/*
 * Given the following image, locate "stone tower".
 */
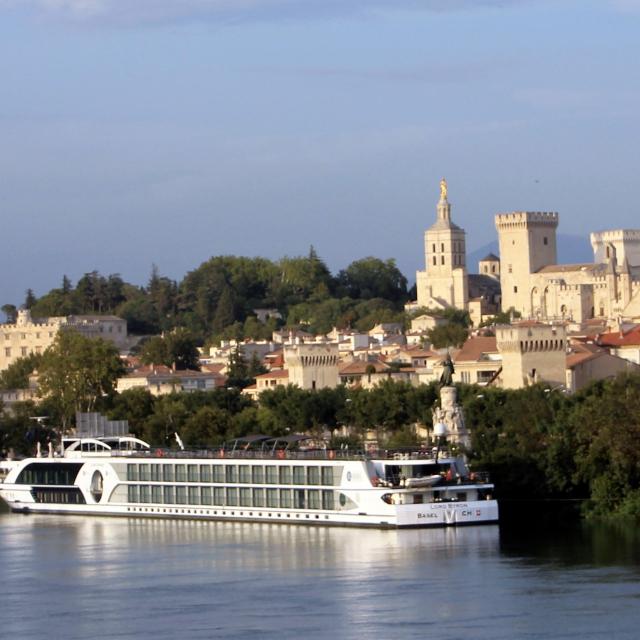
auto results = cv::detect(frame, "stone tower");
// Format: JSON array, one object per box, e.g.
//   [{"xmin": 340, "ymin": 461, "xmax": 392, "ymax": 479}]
[
  {"xmin": 284, "ymin": 343, "xmax": 339, "ymax": 390},
  {"xmin": 416, "ymin": 179, "xmax": 468, "ymax": 310},
  {"xmin": 496, "ymin": 322, "xmax": 566, "ymax": 389},
  {"xmin": 495, "ymin": 211, "xmax": 559, "ymax": 316}
]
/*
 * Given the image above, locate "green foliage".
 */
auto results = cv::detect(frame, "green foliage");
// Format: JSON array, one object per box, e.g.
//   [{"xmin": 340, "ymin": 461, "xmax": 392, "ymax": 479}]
[
  {"xmin": 479, "ymin": 307, "xmax": 522, "ymax": 327},
  {"xmin": 427, "ymin": 323, "xmax": 469, "ymax": 348},
  {"xmin": 0, "ymin": 353, "xmax": 42, "ymax": 390},
  {"xmin": 139, "ymin": 328, "xmax": 200, "ymax": 370},
  {"xmin": 37, "ymin": 330, "xmax": 125, "ymax": 429},
  {"xmin": 1, "ymin": 304, "xmax": 17, "ymax": 323},
  {"xmin": 0, "ymin": 401, "xmax": 55, "ymax": 457},
  {"xmin": 336, "ymin": 257, "xmax": 408, "ymax": 303}
]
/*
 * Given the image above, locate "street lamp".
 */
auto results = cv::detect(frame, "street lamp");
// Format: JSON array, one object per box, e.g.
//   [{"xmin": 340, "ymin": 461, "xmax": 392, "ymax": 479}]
[{"xmin": 434, "ymin": 421, "xmax": 447, "ymax": 463}]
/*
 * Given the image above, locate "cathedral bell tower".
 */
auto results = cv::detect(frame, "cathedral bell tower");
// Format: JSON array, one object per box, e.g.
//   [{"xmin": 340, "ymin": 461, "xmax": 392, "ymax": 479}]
[{"xmin": 416, "ymin": 179, "xmax": 469, "ymax": 310}]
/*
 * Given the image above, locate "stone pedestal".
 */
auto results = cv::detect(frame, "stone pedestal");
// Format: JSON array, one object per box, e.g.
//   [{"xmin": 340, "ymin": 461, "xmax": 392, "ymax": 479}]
[{"xmin": 432, "ymin": 385, "xmax": 471, "ymax": 451}]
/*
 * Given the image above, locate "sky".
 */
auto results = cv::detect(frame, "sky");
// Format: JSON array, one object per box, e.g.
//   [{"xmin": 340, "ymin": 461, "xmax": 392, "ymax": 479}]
[{"xmin": 1, "ymin": 0, "xmax": 639, "ymax": 307}]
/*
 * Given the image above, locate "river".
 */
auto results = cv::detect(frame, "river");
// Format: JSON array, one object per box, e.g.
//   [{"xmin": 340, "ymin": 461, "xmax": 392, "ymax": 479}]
[{"xmin": 1, "ymin": 506, "xmax": 639, "ymax": 639}]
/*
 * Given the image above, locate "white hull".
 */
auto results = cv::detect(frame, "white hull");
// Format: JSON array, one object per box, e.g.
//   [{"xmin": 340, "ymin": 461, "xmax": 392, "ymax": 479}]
[
  {"xmin": 2, "ymin": 494, "xmax": 498, "ymax": 528},
  {"xmin": 0, "ymin": 450, "xmax": 498, "ymax": 529}
]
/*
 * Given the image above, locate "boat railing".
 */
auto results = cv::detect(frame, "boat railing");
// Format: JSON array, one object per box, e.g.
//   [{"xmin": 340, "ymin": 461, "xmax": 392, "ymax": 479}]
[{"xmin": 109, "ymin": 448, "xmax": 370, "ymax": 461}]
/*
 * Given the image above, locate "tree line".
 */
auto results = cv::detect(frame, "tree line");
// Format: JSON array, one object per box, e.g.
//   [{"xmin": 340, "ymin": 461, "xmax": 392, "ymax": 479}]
[{"xmin": 4, "ymin": 250, "xmax": 413, "ymax": 343}]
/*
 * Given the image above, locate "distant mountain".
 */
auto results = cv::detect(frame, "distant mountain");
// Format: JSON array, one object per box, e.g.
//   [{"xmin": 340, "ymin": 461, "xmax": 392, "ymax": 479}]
[{"xmin": 467, "ymin": 234, "xmax": 593, "ymax": 274}]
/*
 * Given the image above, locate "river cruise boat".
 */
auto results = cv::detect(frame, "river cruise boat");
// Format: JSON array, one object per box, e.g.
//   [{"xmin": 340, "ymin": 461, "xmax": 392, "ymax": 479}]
[{"xmin": 0, "ymin": 435, "xmax": 498, "ymax": 528}]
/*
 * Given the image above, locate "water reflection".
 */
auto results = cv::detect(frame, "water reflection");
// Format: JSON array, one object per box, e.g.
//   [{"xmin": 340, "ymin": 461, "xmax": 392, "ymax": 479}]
[{"xmin": 1, "ymin": 511, "xmax": 639, "ymax": 640}]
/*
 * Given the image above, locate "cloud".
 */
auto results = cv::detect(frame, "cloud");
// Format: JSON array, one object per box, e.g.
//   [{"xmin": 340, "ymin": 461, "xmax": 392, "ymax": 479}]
[{"xmin": 1, "ymin": 0, "xmax": 533, "ymax": 26}]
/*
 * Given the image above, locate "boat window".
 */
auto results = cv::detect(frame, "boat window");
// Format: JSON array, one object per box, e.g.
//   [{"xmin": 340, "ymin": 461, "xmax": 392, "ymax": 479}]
[
  {"xmin": 226, "ymin": 465, "xmax": 238, "ymax": 483},
  {"xmin": 279, "ymin": 489, "xmax": 292, "ymax": 508},
  {"xmin": 265, "ymin": 466, "xmax": 278, "ymax": 484},
  {"xmin": 90, "ymin": 471, "xmax": 103, "ymax": 502},
  {"xmin": 163, "ymin": 486, "xmax": 174, "ymax": 503},
  {"xmin": 278, "ymin": 466, "xmax": 291, "ymax": 485},
  {"xmin": 33, "ymin": 487, "xmax": 85, "ymax": 504},
  {"xmin": 127, "ymin": 464, "xmax": 138, "ymax": 481},
  {"xmin": 292, "ymin": 466, "xmax": 306, "ymax": 485},
  {"xmin": 200, "ymin": 466, "xmax": 211, "ymax": 483},
  {"xmin": 201, "ymin": 487, "xmax": 212, "ymax": 505},
  {"xmin": 213, "ymin": 465, "xmax": 225, "ymax": 483},
  {"xmin": 17, "ymin": 463, "xmax": 83, "ymax": 486},
  {"xmin": 152, "ymin": 486, "xmax": 162, "ymax": 503},
  {"xmin": 188, "ymin": 487, "xmax": 200, "ymax": 505},
  {"xmin": 139, "ymin": 464, "xmax": 150, "ymax": 481},
  {"xmin": 163, "ymin": 464, "xmax": 174, "ymax": 482},
  {"xmin": 413, "ymin": 495, "xmax": 424, "ymax": 504},
  {"xmin": 227, "ymin": 487, "xmax": 238, "ymax": 506},
  {"xmin": 239, "ymin": 488, "xmax": 251, "ymax": 506},
  {"xmin": 266, "ymin": 488, "xmax": 279, "ymax": 508},
  {"xmin": 307, "ymin": 467, "xmax": 320, "ymax": 486},
  {"xmin": 175, "ymin": 465, "xmax": 187, "ymax": 482},
  {"xmin": 253, "ymin": 488, "xmax": 265, "ymax": 507},
  {"xmin": 252, "ymin": 466, "xmax": 264, "ymax": 484},
  {"xmin": 455, "ymin": 492, "xmax": 467, "ymax": 502},
  {"xmin": 140, "ymin": 485, "xmax": 151, "ymax": 503},
  {"xmin": 308, "ymin": 490, "xmax": 321, "ymax": 509},
  {"xmin": 151, "ymin": 465, "xmax": 161, "ymax": 481},
  {"xmin": 175, "ymin": 486, "xmax": 187, "ymax": 504},
  {"xmin": 322, "ymin": 490, "xmax": 334, "ymax": 510},
  {"xmin": 339, "ymin": 493, "xmax": 347, "ymax": 507},
  {"xmin": 321, "ymin": 467, "xmax": 334, "ymax": 486},
  {"xmin": 128, "ymin": 485, "xmax": 139, "ymax": 503},
  {"xmin": 239, "ymin": 466, "xmax": 251, "ymax": 484},
  {"xmin": 214, "ymin": 487, "xmax": 225, "ymax": 505},
  {"xmin": 294, "ymin": 489, "xmax": 306, "ymax": 509},
  {"xmin": 187, "ymin": 465, "xmax": 199, "ymax": 482}
]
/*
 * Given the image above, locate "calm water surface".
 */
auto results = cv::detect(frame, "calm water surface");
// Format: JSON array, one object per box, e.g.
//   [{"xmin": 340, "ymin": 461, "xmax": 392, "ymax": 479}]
[{"xmin": 1, "ymin": 506, "xmax": 639, "ymax": 639}]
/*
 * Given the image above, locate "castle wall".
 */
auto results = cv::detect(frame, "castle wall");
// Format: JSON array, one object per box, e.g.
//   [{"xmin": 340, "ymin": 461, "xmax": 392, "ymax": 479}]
[{"xmin": 496, "ymin": 323, "xmax": 566, "ymax": 389}]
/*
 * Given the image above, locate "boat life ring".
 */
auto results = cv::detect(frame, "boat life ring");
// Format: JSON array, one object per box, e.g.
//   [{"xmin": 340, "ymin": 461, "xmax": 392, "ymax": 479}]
[{"xmin": 155, "ymin": 449, "xmax": 164, "ymax": 458}]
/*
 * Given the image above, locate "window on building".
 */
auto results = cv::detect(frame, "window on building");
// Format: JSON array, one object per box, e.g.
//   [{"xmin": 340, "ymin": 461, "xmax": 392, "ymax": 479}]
[
  {"xmin": 441, "ymin": 256, "xmax": 445, "ymax": 265},
  {"xmin": 514, "ymin": 286, "xmax": 518, "ymax": 293},
  {"xmin": 441, "ymin": 243, "xmax": 444, "ymax": 252},
  {"xmin": 543, "ymin": 236, "xmax": 548, "ymax": 245},
  {"xmin": 432, "ymin": 256, "xmax": 437, "ymax": 266},
  {"xmin": 508, "ymin": 265, "xmax": 512, "ymax": 273}
]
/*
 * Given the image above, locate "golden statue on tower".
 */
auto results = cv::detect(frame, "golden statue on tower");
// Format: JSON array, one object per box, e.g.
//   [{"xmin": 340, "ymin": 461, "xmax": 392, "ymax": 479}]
[{"xmin": 440, "ymin": 177, "xmax": 448, "ymax": 201}]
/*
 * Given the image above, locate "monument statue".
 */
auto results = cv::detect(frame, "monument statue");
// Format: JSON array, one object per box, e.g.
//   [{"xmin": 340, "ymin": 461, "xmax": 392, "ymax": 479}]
[
  {"xmin": 439, "ymin": 177, "xmax": 448, "ymax": 201},
  {"xmin": 439, "ymin": 354, "xmax": 455, "ymax": 387}
]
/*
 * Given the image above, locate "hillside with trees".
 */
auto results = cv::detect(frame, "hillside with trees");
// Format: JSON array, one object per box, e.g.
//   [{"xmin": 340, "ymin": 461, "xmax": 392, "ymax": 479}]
[{"xmin": 9, "ymin": 250, "xmax": 411, "ymax": 344}]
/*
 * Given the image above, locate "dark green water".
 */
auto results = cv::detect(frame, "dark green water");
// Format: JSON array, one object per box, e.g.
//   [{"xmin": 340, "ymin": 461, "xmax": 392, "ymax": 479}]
[{"xmin": 1, "ymin": 505, "xmax": 638, "ymax": 639}]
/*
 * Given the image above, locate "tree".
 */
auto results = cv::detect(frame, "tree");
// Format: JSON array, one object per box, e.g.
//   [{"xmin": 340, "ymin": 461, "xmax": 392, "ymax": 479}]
[
  {"xmin": 427, "ymin": 323, "xmax": 469, "ymax": 349},
  {"xmin": 0, "ymin": 353, "xmax": 43, "ymax": 390},
  {"xmin": 24, "ymin": 289, "xmax": 37, "ymax": 309},
  {"xmin": 1, "ymin": 304, "xmax": 17, "ymax": 323},
  {"xmin": 37, "ymin": 330, "xmax": 124, "ymax": 430},
  {"xmin": 139, "ymin": 329, "xmax": 200, "ymax": 370},
  {"xmin": 336, "ymin": 257, "xmax": 408, "ymax": 303}
]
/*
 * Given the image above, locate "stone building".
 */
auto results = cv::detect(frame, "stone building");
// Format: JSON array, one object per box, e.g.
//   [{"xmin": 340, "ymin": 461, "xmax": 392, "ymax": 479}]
[
  {"xmin": 285, "ymin": 343, "xmax": 339, "ymax": 390},
  {"xmin": 416, "ymin": 179, "xmax": 468, "ymax": 311},
  {"xmin": 0, "ymin": 308, "xmax": 128, "ymax": 371},
  {"xmin": 494, "ymin": 213, "xmax": 640, "ymax": 324},
  {"xmin": 495, "ymin": 322, "xmax": 566, "ymax": 390}
]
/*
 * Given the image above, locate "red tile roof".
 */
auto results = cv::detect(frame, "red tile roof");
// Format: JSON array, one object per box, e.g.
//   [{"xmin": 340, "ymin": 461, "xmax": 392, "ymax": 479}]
[
  {"xmin": 597, "ymin": 326, "xmax": 640, "ymax": 347},
  {"xmin": 453, "ymin": 336, "xmax": 498, "ymax": 363}
]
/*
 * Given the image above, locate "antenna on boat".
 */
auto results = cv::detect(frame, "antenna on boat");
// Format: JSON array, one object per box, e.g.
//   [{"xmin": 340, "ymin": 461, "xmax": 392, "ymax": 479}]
[{"xmin": 174, "ymin": 432, "xmax": 185, "ymax": 451}]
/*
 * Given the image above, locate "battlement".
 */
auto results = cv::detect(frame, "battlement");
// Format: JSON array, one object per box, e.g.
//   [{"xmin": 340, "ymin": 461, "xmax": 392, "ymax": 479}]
[
  {"xmin": 590, "ymin": 229, "xmax": 640, "ymax": 243},
  {"xmin": 495, "ymin": 211, "xmax": 559, "ymax": 229}
]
